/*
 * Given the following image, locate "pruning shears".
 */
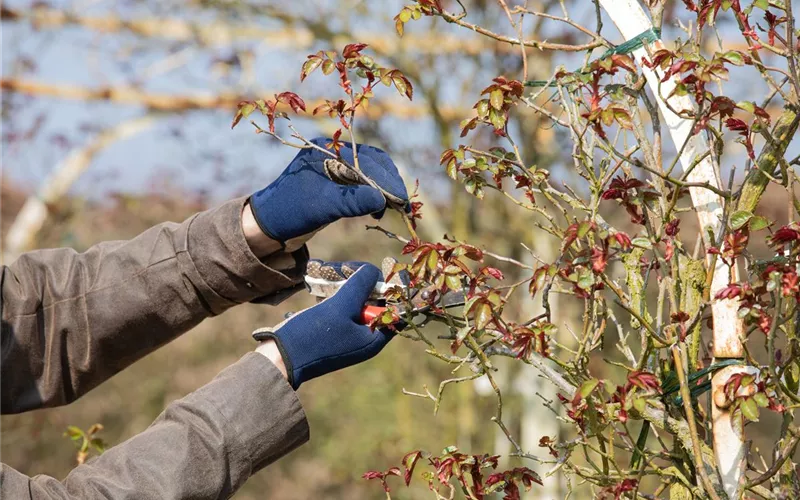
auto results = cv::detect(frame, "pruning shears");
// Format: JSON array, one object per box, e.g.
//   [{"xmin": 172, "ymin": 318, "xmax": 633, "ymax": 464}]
[
  {"xmin": 253, "ymin": 266, "xmax": 469, "ymax": 342},
  {"xmin": 304, "ymin": 273, "xmax": 470, "ymax": 328}
]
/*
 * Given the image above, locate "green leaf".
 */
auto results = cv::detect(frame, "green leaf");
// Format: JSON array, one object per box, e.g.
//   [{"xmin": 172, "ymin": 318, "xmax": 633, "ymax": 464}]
[
  {"xmin": 486, "ymin": 291, "xmax": 502, "ymax": 307},
  {"xmin": 631, "ymin": 237, "xmax": 652, "ymax": 249},
  {"xmin": 476, "ymin": 100, "xmax": 489, "ymax": 119},
  {"xmin": 753, "ymin": 0, "xmax": 769, "ymax": 9},
  {"xmin": 753, "ymin": 392, "xmax": 769, "ymax": 408},
  {"xmin": 465, "ymin": 178, "xmax": 477, "ymax": 195},
  {"xmin": 633, "ymin": 397, "xmax": 646, "ymax": 414},
  {"xmin": 301, "ymin": 57, "xmax": 323, "ymax": 81},
  {"xmin": 580, "ymin": 379, "xmax": 600, "ymax": 399},
  {"xmin": 445, "ymin": 159, "xmax": 458, "ymax": 180},
  {"xmin": 322, "ymin": 59, "xmax": 335, "ymax": 75},
  {"xmin": 600, "ymin": 108, "xmax": 614, "ymax": 126},
  {"xmin": 442, "ymin": 445, "xmax": 458, "ymax": 455},
  {"xmin": 484, "ymin": 480, "xmax": 507, "ymax": 494},
  {"xmin": 737, "ymin": 100, "xmax": 755, "ymax": 113},
  {"xmin": 379, "ymin": 69, "xmax": 392, "ymax": 86},
  {"xmin": 392, "ymin": 76, "xmax": 408, "ymax": 98},
  {"xmin": 490, "ymin": 89, "xmax": 504, "ymax": 110},
  {"xmin": 749, "ymin": 215, "xmax": 770, "ymax": 231},
  {"xmin": 445, "ymin": 274, "xmax": 462, "ymax": 290},
  {"xmin": 740, "ymin": 397, "xmax": 759, "ymax": 421},
  {"xmin": 613, "ymin": 108, "xmax": 634, "ymax": 130},
  {"xmin": 64, "ymin": 426, "xmax": 84, "ymax": 441},
  {"xmin": 673, "ymin": 83, "xmax": 688, "ymax": 97},
  {"xmin": 90, "ymin": 438, "xmax": 106, "ymax": 453},
  {"xmin": 489, "ymin": 109, "xmax": 505, "ymax": 131},
  {"xmin": 577, "ymin": 270, "xmax": 594, "ymax": 291},
  {"xmin": 577, "ymin": 221, "xmax": 593, "ymax": 238},
  {"xmin": 240, "ymin": 102, "xmax": 255, "ymax": 118},
  {"xmin": 360, "ymin": 55, "xmax": 375, "ymax": 68},
  {"xmin": 426, "ymin": 250, "xmax": 439, "ymax": 271},
  {"xmin": 399, "ymin": 8, "xmax": 412, "ymax": 22},
  {"xmin": 730, "ymin": 210, "xmax": 753, "ymax": 230},
  {"xmin": 474, "ymin": 302, "xmax": 493, "ymax": 330}
]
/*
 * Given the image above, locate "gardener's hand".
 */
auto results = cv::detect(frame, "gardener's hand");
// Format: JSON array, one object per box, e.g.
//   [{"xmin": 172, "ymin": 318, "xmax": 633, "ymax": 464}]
[
  {"xmin": 249, "ymin": 138, "xmax": 410, "ymax": 245},
  {"xmin": 254, "ymin": 263, "xmax": 393, "ymax": 389}
]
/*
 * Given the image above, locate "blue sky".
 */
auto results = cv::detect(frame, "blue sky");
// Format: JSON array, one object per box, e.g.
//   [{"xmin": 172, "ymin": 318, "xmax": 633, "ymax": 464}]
[{"xmin": 1, "ymin": 0, "xmax": 796, "ymax": 204}]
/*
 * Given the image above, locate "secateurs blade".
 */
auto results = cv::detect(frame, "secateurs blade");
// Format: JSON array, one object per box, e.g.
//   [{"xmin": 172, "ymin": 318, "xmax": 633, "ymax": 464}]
[
  {"xmin": 252, "ymin": 258, "xmax": 469, "ymax": 342},
  {"xmin": 303, "ymin": 258, "xmax": 469, "ymax": 328}
]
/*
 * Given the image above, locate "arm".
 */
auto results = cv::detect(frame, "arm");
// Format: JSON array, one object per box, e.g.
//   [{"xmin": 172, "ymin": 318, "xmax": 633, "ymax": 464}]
[
  {"xmin": 0, "ymin": 351, "xmax": 308, "ymax": 500},
  {"xmin": 1, "ymin": 198, "xmax": 307, "ymax": 414},
  {"xmin": 0, "ymin": 264, "xmax": 390, "ymax": 500}
]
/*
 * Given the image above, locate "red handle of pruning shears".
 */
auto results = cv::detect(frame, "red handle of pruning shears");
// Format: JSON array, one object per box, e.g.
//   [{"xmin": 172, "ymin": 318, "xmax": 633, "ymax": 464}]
[{"xmin": 361, "ymin": 305, "xmax": 388, "ymax": 324}]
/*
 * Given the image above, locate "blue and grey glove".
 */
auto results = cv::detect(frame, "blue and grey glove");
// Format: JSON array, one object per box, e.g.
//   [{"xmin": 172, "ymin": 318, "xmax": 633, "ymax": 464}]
[
  {"xmin": 249, "ymin": 138, "xmax": 410, "ymax": 244},
  {"xmin": 255, "ymin": 263, "xmax": 393, "ymax": 389}
]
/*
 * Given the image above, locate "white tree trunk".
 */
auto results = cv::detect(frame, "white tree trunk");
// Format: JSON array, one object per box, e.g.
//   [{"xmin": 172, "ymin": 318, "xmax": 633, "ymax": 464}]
[
  {"xmin": 3, "ymin": 114, "xmax": 158, "ymax": 264},
  {"xmin": 598, "ymin": 1, "xmax": 745, "ymax": 497}
]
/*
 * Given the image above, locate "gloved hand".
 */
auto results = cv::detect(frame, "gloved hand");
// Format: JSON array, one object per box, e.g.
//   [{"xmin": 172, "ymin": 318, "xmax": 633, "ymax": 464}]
[
  {"xmin": 255, "ymin": 263, "xmax": 393, "ymax": 389},
  {"xmin": 250, "ymin": 138, "xmax": 410, "ymax": 244}
]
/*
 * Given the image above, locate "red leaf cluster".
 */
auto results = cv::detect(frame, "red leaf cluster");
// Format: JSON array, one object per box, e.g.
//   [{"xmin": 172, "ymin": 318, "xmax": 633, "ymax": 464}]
[
  {"xmin": 485, "ymin": 467, "xmax": 542, "ymax": 500},
  {"xmin": 600, "ymin": 478, "xmax": 639, "ymax": 500},
  {"xmin": 770, "ymin": 225, "xmax": 800, "ymax": 247},
  {"xmin": 461, "ymin": 77, "xmax": 524, "ymax": 137},
  {"xmin": 365, "ymin": 447, "xmax": 537, "ymax": 500},
  {"xmin": 506, "ymin": 322, "xmax": 553, "ymax": 360},
  {"xmin": 600, "ymin": 176, "xmax": 656, "ymax": 225}
]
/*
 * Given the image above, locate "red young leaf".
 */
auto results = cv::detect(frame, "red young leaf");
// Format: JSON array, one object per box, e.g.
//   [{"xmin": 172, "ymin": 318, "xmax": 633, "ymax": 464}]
[
  {"xmin": 612, "ymin": 232, "xmax": 633, "ymax": 250},
  {"xmin": 300, "ymin": 55, "xmax": 323, "ymax": 82},
  {"xmin": 591, "ymin": 246, "xmax": 608, "ymax": 274},
  {"xmin": 611, "ymin": 54, "xmax": 637, "ymax": 73},
  {"xmin": 275, "ymin": 92, "xmax": 307, "ymax": 113},
  {"xmin": 715, "ymin": 284, "xmax": 743, "ymax": 300},
  {"xmin": 343, "ymin": 43, "xmax": 369, "ymax": 59},
  {"xmin": 483, "ymin": 267, "xmax": 505, "ymax": 280},
  {"xmin": 770, "ymin": 226, "xmax": 800, "ymax": 247},
  {"xmin": 627, "ymin": 371, "xmax": 662, "ymax": 393},
  {"xmin": 665, "ymin": 218, "xmax": 681, "ymax": 237}
]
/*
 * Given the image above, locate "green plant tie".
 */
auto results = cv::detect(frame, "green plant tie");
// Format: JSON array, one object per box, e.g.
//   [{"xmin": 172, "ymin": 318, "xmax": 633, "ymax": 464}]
[
  {"xmin": 665, "ymin": 359, "xmax": 745, "ymax": 406},
  {"xmin": 523, "ymin": 27, "xmax": 662, "ymax": 88}
]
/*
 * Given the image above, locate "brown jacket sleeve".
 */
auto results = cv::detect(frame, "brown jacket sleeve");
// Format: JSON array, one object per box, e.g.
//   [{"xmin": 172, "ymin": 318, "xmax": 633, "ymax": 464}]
[
  {"xmin": 1, "ymin": 197, "xmax": 307, "ymax": 414},
  {"xmin": 0, "ymin": 352, "xmax": 310, "ymax": 500}
]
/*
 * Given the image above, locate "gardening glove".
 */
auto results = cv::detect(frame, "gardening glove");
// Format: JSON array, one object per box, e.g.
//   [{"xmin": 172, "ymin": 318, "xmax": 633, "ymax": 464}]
[
  {"xmin": 255, "ymin": 263, "xmax": 394, "ymax": 389},
  {"xmin": 249, "ymin": 137, "xmax": 410, "ymax": 244}
]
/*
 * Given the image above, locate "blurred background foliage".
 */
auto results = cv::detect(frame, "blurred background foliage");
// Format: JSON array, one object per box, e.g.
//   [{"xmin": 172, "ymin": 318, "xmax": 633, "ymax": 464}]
[{"xmin": 1, "ymin": 0, "xmax": 793, "ymax": 498}]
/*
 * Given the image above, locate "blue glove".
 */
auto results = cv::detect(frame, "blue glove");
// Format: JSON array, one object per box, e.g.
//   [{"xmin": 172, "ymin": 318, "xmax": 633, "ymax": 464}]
[
  {"xmin": 258, "ymin": 263, "xmax": 394, "ymax": 389},
  {"xmin": 250, "ymin": 138, "xmax": 410, "ymax": 243}
]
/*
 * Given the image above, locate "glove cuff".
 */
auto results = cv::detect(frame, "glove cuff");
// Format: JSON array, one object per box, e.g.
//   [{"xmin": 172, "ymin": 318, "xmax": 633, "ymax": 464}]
[
  {"xmin": 251, "ymin": 329, "xmax": 298, "ymax": 389},
  {"xmin": 247, "ymin": 194, "xmax": 287, "ymax": 250}
]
